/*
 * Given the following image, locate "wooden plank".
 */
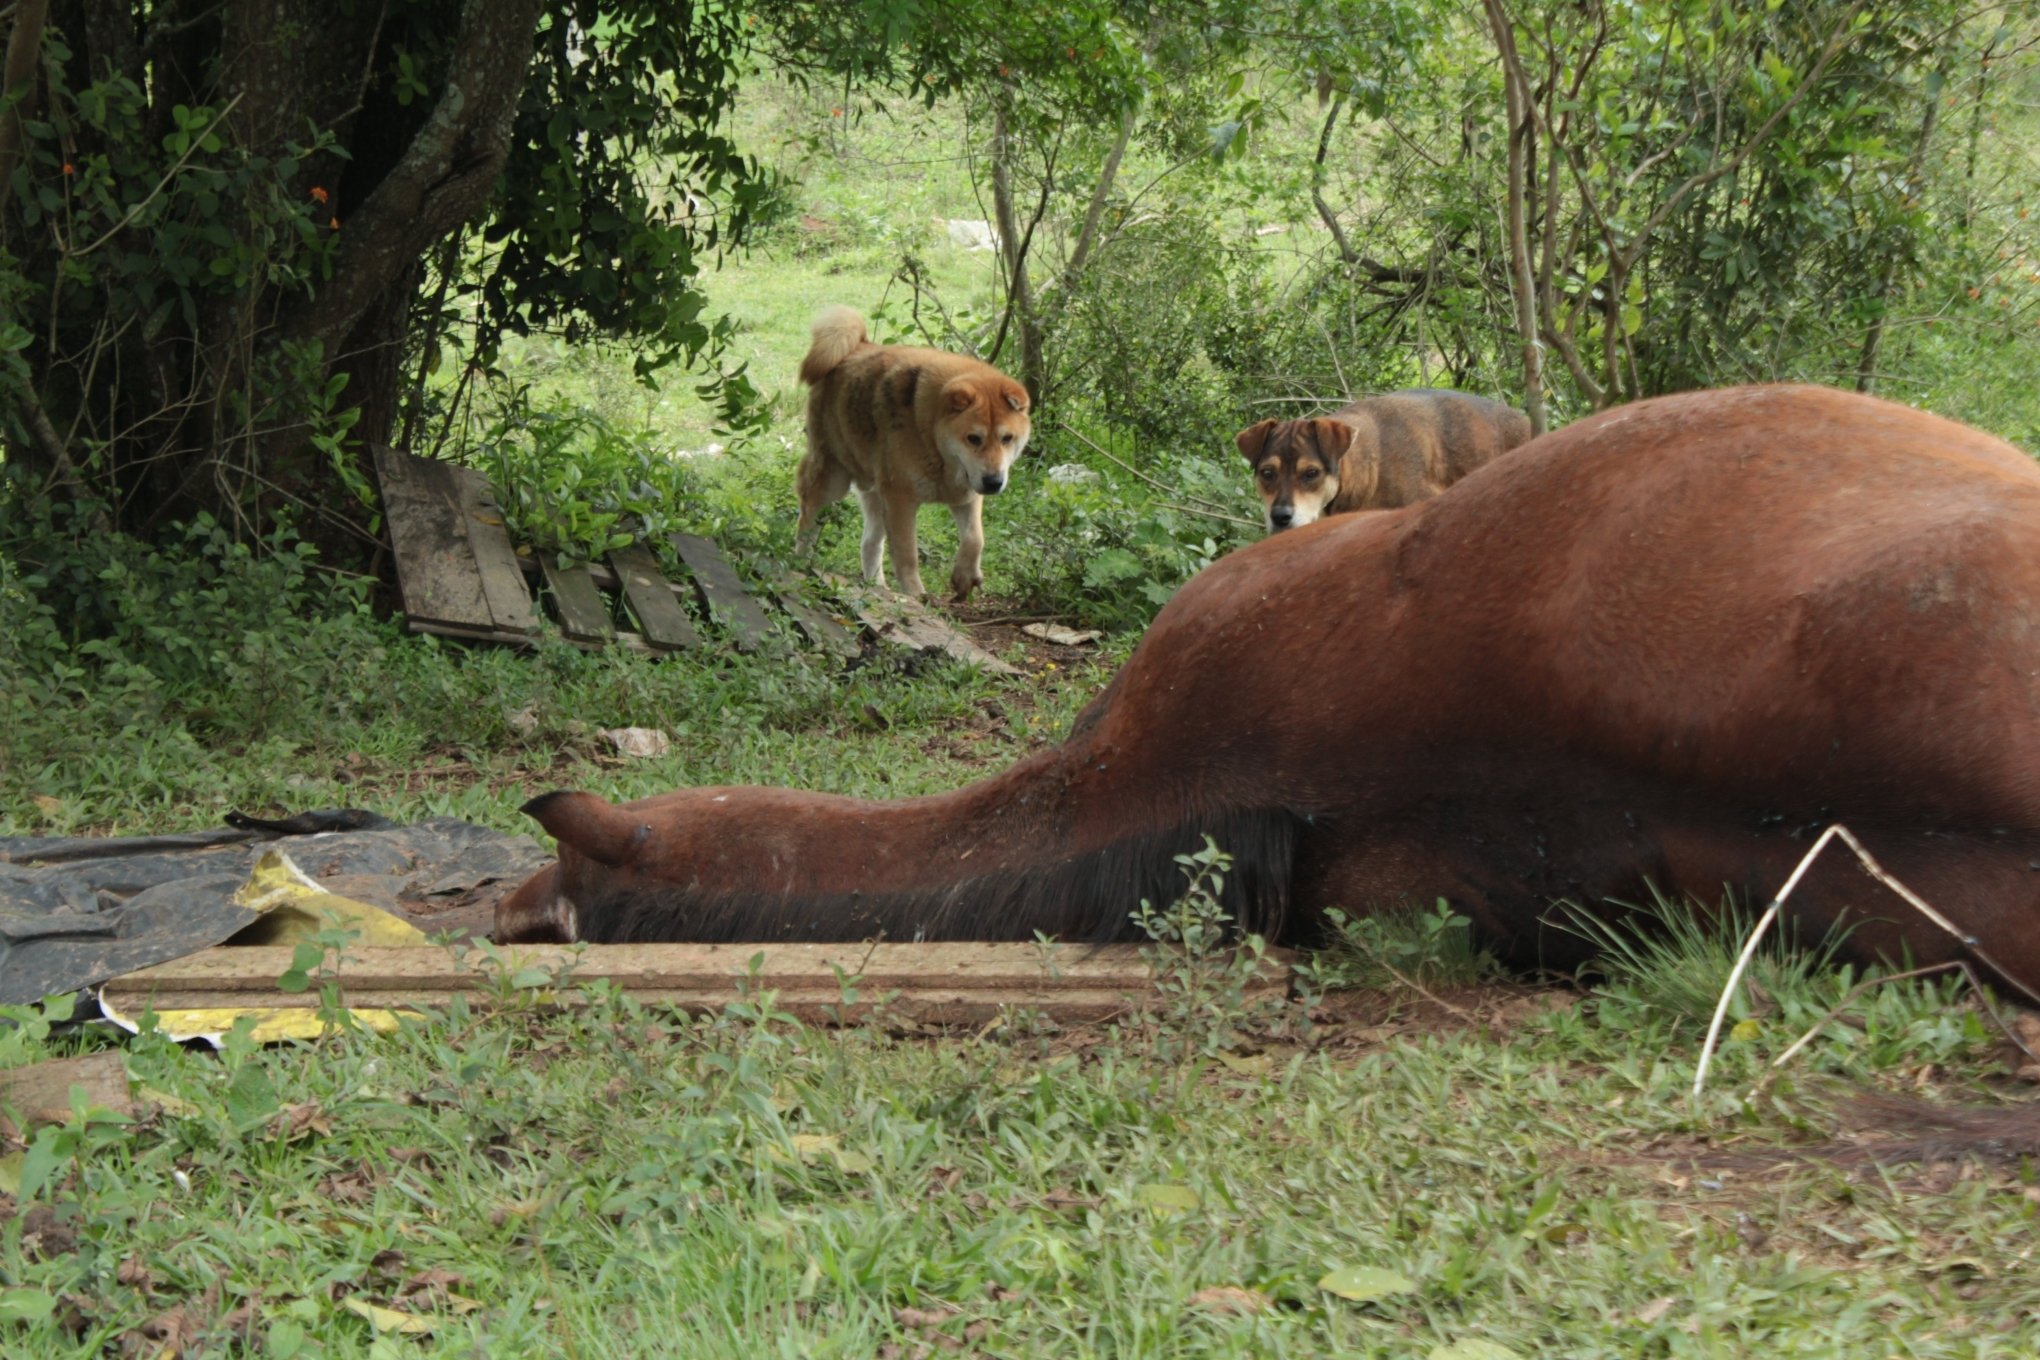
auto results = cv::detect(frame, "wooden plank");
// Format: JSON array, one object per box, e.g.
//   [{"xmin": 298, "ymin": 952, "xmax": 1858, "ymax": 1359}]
[
  {"xmin": 522, "ymin": 554, "xmax": 625, "ymax": 594},
  {"xmin": 539, "ymin": 553, "xmax": 615, "ymax": 644},
  {"xmin": 403, "ymin": 619, "xmax": 535, "ymax": 649},
  {"xmin": 442, "ymin": 463, "xmax": 538, "ymax": 634},
  {"xmin": 373, "ymin": 444, "xmax": 494, "ymax": 633},
  {"xmin": 102, "ymin": 943, "xmax": 1292, "ymax": 1026},
  {"xmin": 0, "ymin": 1052, "xmax": 133, "ymax": 1131},
  {"xmin": 760, "ymin": 566, "xmax": 862, "ymax": 658},
  {"xmin": 607, "ymin": 544, "xmax": 700, "ymax": 651},
  {"xmin": 828, "ymin": 576, "xmax": 1022, "ymax": 676},
  {"xmin": 669, "ymin": 534, "xmax": 777, "ymax": 652}
]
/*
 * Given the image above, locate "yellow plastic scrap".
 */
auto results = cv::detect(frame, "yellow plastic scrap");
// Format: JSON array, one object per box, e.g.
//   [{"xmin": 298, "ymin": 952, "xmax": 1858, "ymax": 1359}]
[
  {"xmin": 228, "ymin": 849, "xmax": 432, "ymax": 946},
  {"xmin": 96, "ymin": 849, "xmax": 430, "ymax": 1047},
  {"xmin": 95, "ymin": 995, "xmax": 415, "ymax": 1047}
]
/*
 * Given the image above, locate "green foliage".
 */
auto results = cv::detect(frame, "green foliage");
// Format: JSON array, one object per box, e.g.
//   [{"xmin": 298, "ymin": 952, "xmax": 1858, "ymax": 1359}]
[
  {"xmin": 0, "ymin": 473, "xmax": 1121, "ymax": 838},
  {"xmin": 1302, "ymin": 899, "xmax": 1499, "ymax": 993},
  {"xmin": 469, "ymin": 386, "xmax": 704, "ymax": 566},
  {"xmin": 0, "ymin": 28, "xmax": 347, "ymax": 514},
  {"xmin": 0, "ymin": 992, "xmax": 78, "ymax": 1071},
  {"xmin": 0, "ymin": 966, "xmax": 2019, "ymax": 1354},
  {"xmin": 472, "ymin": 4, "xmax": 762, "ymax": 376},
  {"xmin": 0, "ymin": 488, "xmax": 376, "ymax": 747},
  {"xmin": 988, "ymin": 442, "xmax": 1248, "ymax": 628},
  {"xmin": 1556, "ymin": 887, "xmax": 1847, "ymax": 1030},
  {"xmin": 1131, "ymin": 838, "xmax": 1292, "ymax": 1058}
]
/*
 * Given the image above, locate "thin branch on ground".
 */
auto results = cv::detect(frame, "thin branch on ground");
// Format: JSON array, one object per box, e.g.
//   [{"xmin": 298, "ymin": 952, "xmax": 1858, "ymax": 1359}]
[
  {"xmin": 1753, "ymin": 959, "xmax": 2037, "ymax": 1101},
  {"xmin": 1050, "ymin": 422, "xmax": 1252, "ymax": 526},
  {"xmin": 1694, "ymin": 822, "xmax": 2040, "ymax": 1101}
]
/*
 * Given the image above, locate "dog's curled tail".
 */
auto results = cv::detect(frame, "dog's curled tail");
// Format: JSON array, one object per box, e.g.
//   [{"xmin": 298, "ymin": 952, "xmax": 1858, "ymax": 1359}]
[
  {"xmin": 799, "ymin": 305, "xmax": 868, "ymax": 385},
  {"xmin": 522, "ymin": 790, "xmax": 649, "ymax": 867}
]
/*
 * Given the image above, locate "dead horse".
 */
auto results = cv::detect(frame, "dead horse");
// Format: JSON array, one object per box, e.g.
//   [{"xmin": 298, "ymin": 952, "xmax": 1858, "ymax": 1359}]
[{"xmin": 496, "ymin": 384, "xmax": 2040, "ymax": 991}]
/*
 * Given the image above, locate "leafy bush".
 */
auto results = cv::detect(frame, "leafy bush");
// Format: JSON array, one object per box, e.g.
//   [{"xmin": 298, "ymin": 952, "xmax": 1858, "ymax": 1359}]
[
  {"xmin": 1131, "ymin": 838, "xmax": 1291, "ymax": 1058},
  {"xmin": 1302, "ymin": 899, "xmax": 1499, "ymax": 993},
  {"xmin": 1555, "ymin": 886, "xmax": 1847, "ymax": 1030},
  {"xmin": 988, "ymin": 439, "xmax": 1250, "ymax": 628}
]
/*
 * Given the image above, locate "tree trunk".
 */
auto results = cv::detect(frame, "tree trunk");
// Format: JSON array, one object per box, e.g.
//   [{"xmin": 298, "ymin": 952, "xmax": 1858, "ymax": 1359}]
[
  {"xmin": 988, "ymin": 90, "xmax": 1045, "ymax": 407},
  {"xmin": 1857, "ymin": 72, "xmax": 1943, "ymax": 393},
  {"xmin": 1482, "ymin": 0, "xmax": 1547, "ymax": 435},
  {"xmin": 0, "ymin": 0, "xmax": 50, "ymax": 224},
  {"xmin": 6, "ymin": 1, "xmax": 547, "ymax": 555}
]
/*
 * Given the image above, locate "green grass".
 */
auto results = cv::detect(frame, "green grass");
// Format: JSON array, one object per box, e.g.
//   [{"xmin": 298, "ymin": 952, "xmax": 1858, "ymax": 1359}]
[
  {"xmin": 0, "ymin": 609, "xmax": 1123, "ymax": 837},
  {"xmin": 0, "ymin": 961, "xmax": 2029, "ymax": 1358}
]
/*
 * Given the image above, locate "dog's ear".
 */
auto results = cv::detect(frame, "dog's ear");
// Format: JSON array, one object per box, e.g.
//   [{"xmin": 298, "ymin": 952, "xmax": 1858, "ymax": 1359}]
[
  {"xmin": 945, "ymin": 380, "xmax": 978, "ymax": 413},
  {"xmin": 1307, "ymin": 419, "xmax": 1356, "ymax": 461},
  {"xmin": 1001, "ymin": 381, "xmax": 1029, "ymax": 413},
  {"xmin": 1235, "ymin": 420, "xmax": 1278, "ymax": 464}
]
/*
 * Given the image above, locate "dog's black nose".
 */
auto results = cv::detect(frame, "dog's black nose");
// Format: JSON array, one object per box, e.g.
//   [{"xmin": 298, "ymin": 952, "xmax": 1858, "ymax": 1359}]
[
  {"xmin": 980, "ymin": 473, "xmax": 1006, "ymax": 495},
  {"xmin": 1269, "ymin": 504, "xmax": 1294, "ymax": 529}
]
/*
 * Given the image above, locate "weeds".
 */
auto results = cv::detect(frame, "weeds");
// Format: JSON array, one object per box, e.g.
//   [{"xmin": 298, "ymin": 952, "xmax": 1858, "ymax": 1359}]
[
  {"xmin": 1130, "ymin": 839, "xmax": 1293, "ymax": 1060},
  {"xmin": 1301, "ymin": 899, "xmax": 1498, "ymax": 995},
  {"xmin": 1557, "ymin": 885, "xmax": 1846, "ymax": 1029}
]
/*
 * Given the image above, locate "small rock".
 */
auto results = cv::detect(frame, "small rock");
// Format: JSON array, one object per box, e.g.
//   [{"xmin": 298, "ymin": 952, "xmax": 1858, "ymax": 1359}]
[
  {"xmin": 598, "ymin": 727, "xmax": 671, "ymax": 759},
  {"xmin": 1021, "ymin": 623, "xmax": 1103, "ymax": 647}
]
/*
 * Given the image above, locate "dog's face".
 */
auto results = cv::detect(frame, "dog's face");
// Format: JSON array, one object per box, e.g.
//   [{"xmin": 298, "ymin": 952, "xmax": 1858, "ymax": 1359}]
[
  {"xmin": 936, "ymin": 377, "xmax": 1031, "ymax": 495},
  {"xmin": 1236, "ymin": 419, "xmax": 1352, "ymax": 532}
]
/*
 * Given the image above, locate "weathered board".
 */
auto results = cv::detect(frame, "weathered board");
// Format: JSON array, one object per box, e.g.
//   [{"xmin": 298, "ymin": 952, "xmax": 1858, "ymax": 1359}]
[
  {"xmin": 102, "ymin": 942, "xmax": 1293, "ymax": 1025},
  {"xmin": 760, "ymin": 566, "xmax": 863, "ymax": 659},
  {"xmin": 376, "ymin": 445, "xmax": 538, "ymax": 638},
  {"xmin": 538, "ymin": 554, "xmax": 616, "ymax": 644},
  {"xmin": 374, "ymin": 444, "xmax": 495, "ymax": 634},
  {"xmin": 608, "ymin": 544, "xmax": 700, "ymax": 651},
  {"xmin": 377, "ymin": 446, "xmax": 989, "ymax": 667},
  {"xmin": 0, "ymin": 1052, "xmax": 134, "ymax": 1130},
  {"xmin": 670, "ymin": 534, "xmax": 778, "ymax": 652},
  {"xmin": 443, "ymin": 463, "xmax": 538, "ymax": 634},
  {"xmin": 829, "ymin": 576, "xmax": 1022, "ymax": 676}
]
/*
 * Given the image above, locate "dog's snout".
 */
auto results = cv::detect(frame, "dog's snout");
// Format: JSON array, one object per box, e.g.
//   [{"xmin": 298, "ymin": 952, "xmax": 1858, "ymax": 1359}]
[
  {"xmin": 980, "ymin": 473, "xmax": 1006, "ymax": 495},
  {"xmin": 1269, "ymin": 504, "xmax": 1294, "ymax": 530}
]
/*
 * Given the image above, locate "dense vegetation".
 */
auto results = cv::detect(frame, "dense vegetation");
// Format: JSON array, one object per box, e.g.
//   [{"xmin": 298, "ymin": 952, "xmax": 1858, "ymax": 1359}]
[{"xmin": 2, "ymin": 6, "xmax": 2040, "ymax": 1354}]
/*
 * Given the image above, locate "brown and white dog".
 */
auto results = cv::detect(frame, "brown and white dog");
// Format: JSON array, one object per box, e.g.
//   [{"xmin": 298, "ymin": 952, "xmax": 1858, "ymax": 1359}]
[
  {"xmin": 1237, "ymin": 388, "xmax": 1531, "ymax": 532},
  {"xmin": 795, "ymin": 307, "xmax": 1031, "ymax": 601}
]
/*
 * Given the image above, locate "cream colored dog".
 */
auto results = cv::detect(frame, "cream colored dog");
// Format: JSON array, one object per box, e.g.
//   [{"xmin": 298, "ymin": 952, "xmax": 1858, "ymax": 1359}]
[{"xmin": 795, "ymin": 307, "xmax": 1031, "ymax": 601}]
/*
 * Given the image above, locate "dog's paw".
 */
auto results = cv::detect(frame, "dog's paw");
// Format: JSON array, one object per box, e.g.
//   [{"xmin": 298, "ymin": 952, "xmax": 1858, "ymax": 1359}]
[{"xmin": 949, "ymin": 570, "xmax": 983, "ymax": 602}]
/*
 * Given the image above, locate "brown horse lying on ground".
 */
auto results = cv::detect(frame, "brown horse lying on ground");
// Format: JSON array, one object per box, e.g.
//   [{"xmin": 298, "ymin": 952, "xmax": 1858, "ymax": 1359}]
[{"xmin": 496, "ymin": 386, "xmax": 2040, "ymax": 994}]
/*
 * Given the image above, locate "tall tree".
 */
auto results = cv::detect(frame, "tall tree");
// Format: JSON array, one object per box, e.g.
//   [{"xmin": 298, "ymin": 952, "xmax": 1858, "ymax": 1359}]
[{"xmin": 0, "ymin": 2, "xmax": 757, "ymax": 553}]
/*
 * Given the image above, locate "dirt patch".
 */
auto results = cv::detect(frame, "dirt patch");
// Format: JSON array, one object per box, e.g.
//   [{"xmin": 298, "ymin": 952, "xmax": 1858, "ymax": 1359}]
[
  {"xmin": 1309, "ymin": 982, "xmax": 1581, "ymax": 1050},
  {"xmin": 945, "ymin": 595, "xmax": 1115, "ymax": 679},
  {"xmin": 0, "ymin": 1201, "xmax": 80, "ymax": 1260},
  {"xmin": 1698, "ymin": 1087, "xmax": 2040, "ymax": 1173}
]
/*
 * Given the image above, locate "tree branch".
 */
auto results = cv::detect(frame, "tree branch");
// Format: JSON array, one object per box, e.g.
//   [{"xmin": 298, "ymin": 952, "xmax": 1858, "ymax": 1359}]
[
  {"xmin": 285, "ymin": 0, "xmax": 547, "ymax": 355},
  {"xmin": 1482, "ymin": 0, "xmax": 1548, "ymax": 435},
  {"xmin": 0, "ymin": 0, "xmax": 50, "ymax": 224},
  {"xmin": 1622, "ymin": 1, "xmax": 1864, "ymax": 265}
]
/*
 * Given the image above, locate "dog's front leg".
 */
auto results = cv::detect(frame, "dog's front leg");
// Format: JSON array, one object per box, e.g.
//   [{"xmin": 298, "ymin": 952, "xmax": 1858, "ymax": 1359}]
[
  {"xmin": 948, "ymin": 496, "xmax": 984, "ymax": 602},
  {"xmin": 855, "ymin": 485, "xmax": 890, "ymax": 587},
  {"xmin": 882, "ymin": 489, "xmax": 927, "ymax": 598}
]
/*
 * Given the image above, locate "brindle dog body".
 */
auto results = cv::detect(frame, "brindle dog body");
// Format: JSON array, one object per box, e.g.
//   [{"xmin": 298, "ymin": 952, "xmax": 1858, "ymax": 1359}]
[
  {"xmin": 498, "ymin": 386, "xmax": 2040, "ymax": 1000},
  {"xmin": 795, "ymin": 306, "xmax": 1030, "ymax": 601},
  {"xmin": 1237, "ymin": 388, "xmax": 1532, "ymax": 532}
]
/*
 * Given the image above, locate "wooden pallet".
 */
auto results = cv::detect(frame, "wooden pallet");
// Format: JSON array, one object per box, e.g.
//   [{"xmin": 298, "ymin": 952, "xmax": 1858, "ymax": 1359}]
[
  {"xmin": 101, "ymin": 942, "xmax": 1294, "ymax": 1026},
  {"xmin": 375, "ymin": 444, "xmax": 856, "ymax": 657},
  {"xmin": 376, "ymin": 445, "xmax": 1014, "ymax": 672}
]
